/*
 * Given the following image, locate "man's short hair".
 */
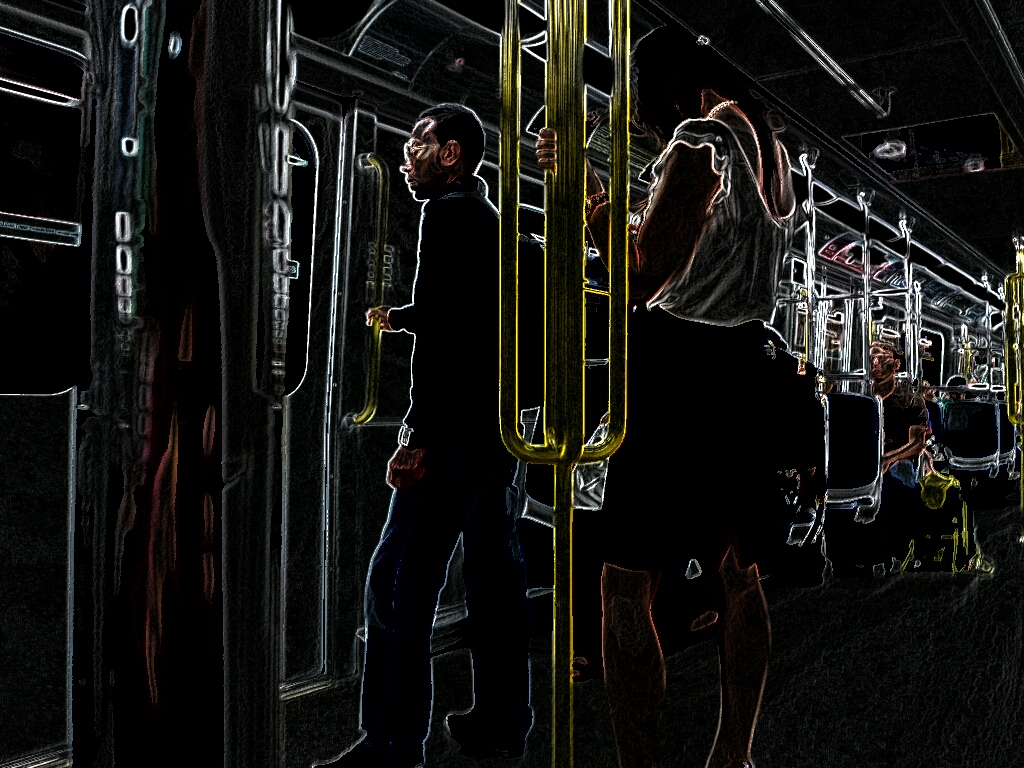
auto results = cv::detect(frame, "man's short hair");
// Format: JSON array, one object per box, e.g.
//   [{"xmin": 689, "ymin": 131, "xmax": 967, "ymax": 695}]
[
  {"xmin": 418, "ymin": 103, "xmax": 486, "ymax": 173},
  {"xmin": 869, "ymin": 339, "xmax": 901, "ymax": 356}
]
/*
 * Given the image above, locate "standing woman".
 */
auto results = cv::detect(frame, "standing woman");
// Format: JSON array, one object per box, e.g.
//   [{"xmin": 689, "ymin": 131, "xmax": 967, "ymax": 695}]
[{"xmin": 537, "ymin": 28, "xmax": 825, "ymax": 768}]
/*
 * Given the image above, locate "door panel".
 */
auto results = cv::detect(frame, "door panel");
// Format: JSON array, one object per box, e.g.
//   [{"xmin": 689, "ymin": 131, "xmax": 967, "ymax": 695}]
[
  {"xmin": 0, "ymin": 388, "xmax": 75, "ymax": 768},
  {"xmin": 328, "ymin": 108, "xmax": 409, "ymax": 684},
  {"xmin": 281, "ymin": 105, "xmax": 341, "ymax": 685}
]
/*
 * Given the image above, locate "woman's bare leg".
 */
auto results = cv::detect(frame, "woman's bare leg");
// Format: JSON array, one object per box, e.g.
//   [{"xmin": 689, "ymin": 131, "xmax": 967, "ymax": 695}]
[
  {"xmin": 601, "ymin": 563, "xmax": 666, "ymax": 768},
  {"xmin": 706, "ymin": 547, "xmax": 771, "ymax": 768}
]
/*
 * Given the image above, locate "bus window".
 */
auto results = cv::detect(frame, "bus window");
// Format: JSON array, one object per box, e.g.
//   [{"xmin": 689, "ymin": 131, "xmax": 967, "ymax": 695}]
[{"xmin": 0, "ymin": 32, "xmax": 88, "ymax": 394}]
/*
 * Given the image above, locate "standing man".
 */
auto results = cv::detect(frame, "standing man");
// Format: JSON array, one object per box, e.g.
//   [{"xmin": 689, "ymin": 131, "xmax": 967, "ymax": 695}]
[{"xmin": 321, "ymin": 104, "xmax": 532, "ymax": 768}]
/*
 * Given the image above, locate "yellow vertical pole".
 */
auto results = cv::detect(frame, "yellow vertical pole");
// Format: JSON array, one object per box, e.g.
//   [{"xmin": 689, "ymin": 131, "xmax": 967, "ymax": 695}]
[
  {"xmin": 546, "ymin": 1, "xmax": 587, "ymax": 763},
  {"xmin": 500, "ymin": 1, "xmax": 629, "ymax": 764}
]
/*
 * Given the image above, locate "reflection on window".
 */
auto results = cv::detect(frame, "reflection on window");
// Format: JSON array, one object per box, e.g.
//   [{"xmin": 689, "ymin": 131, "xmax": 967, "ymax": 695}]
[
  {"xmin": 0, "ymin": 33, "xmax": 87, "ymax": 394},
  {"xmin": 0, "ymin": 33, "xmax": 84, "ymax": 229},
  {"xmin": 0, "ymin": 92, "xmax": 82, "ymax": 223}
]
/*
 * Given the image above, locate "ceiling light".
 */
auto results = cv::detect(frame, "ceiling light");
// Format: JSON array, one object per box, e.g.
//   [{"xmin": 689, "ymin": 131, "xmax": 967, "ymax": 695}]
[{"xmin": 871, "ymin": 139, "xmax": 907, "ymax": 161}]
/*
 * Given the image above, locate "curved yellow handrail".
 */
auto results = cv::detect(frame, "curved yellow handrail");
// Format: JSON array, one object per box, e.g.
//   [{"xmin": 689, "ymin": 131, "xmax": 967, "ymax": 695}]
[
  {"xmin": 499, "ymin": 0, "xmax": 562, "ymax": 463},
  {"xmin": 581, "ymin": 0, "xmax": 629, "ymax": 464},
  {"xmin": 351, "ymin": 152, "xmax": 389, "ymax": 425}
]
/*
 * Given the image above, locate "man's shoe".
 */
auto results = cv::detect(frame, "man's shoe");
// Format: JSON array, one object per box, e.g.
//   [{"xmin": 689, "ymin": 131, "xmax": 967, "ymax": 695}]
[
  {"xmin": 315, "ymin": 740, "xmax": 380, "ymax": 768},
  {"xmin": 445, "ymin": 710, "xmax": 529, "ymax": 760},
  {"xmin": 315, "ymin": 738, "xmax": 423, "ymax": 768}
]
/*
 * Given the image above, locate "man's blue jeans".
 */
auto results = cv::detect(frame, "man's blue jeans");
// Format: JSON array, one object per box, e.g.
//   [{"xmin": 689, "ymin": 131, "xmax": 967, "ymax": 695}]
[{"xmin": 360, "ymin": 436, "xmax": 532, "ymax": 763}]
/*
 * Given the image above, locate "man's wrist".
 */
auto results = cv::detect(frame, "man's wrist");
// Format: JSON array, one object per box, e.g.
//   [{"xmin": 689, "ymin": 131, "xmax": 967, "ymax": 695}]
[{"xmin": 398, "ymin": 425, "xmax": 414, "ymax": 447}]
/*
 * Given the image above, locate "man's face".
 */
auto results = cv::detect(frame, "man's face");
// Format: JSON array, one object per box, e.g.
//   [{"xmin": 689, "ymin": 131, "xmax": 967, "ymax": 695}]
[
  {"xmin": 869, "ymin": 345, "xmax": 899, "ymax": 383},
  {"xmin": 401, "ymin": 118, "xmax": 446, "ymax": 200}
]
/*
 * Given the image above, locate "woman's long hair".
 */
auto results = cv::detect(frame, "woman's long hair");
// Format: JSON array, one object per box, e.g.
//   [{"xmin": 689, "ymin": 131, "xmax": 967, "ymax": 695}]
[{"xmin": 632, "ymin": 26, "xmax": 785, "ymax": 214}]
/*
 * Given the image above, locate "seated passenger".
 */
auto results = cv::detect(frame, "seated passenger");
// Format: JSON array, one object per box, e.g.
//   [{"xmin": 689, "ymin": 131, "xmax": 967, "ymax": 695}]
[
  {"xmin": 945, "ymin": 374, "xmax": 968, "ymax": 402},
  {"xmin": 872, "ymin": 340, "xmax": 931, "ymax": 569},
  {"xmin": 824, "ymin": 341, "xmax": 930, "ymax": 578},
  {"xmin": 871, "ymin": 340, "xmax": 930, "ymax": 478}
]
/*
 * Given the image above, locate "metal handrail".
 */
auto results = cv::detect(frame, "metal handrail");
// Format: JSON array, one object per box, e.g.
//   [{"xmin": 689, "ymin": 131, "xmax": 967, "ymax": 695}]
[
  {"xmin": 1006, "ymin": 237, "xmax": 1024, "ymax": 427},
  {"xmin": 351, "ymin": 153, "xmax": 389, "ymax": 425},
  {"xmin": 499, "ymin": 0, "xmax": 629, "ymax": 764}
]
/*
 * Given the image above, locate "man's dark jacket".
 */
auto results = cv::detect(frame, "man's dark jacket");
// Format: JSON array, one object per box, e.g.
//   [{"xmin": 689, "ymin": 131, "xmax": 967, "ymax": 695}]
[{"xmin": 387, "ymin": 175, "xmax": 500, "ymax": 449}]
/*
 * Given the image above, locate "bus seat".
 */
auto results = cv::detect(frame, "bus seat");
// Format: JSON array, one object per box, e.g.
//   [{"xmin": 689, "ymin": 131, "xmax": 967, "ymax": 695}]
[
  {"xmin": 824, "ymin": 392, "xmax": 883, "ymax": 518},
  {"xmin": 509, "ymin": 406, "xmax": 554, "ymax": 527},
  {"xmin": 510, "ymin": 407, "xmax": 609, "ymax": 528},
  {"xmin": 941, "ymin": 401, "xmax": 999, "ymax": 469}
]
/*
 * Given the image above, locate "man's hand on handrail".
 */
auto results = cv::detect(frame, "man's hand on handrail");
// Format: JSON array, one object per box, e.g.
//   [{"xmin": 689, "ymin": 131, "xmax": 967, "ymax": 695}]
[{"xmin": 366, "ymin": 307, "xmax": 394, "ymax": 332}]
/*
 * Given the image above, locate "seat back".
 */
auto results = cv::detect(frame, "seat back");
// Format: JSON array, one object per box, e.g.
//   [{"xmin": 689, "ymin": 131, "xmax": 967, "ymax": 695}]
[
  {"xmin": 941, "ymin": 401, "xmax": 999, "ymax": 469},
  {"xmin": 824, "ymin": 392, "xmax": 883, "ymax": 514},
  {"xmin": 998, "ymin": 401, "xmax": 1016, "ymax": 465}
]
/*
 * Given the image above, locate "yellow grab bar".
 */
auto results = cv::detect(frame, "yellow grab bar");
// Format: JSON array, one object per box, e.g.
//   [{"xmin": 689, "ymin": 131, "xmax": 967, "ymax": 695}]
[
  {"xmin": 499, "ymin": 0, "xmax": 561, "ymax": 463},
  {"xmin": 351, "ymin": 152, "xmax": 390, "ymax": 425},
  {"xmin": 582, "ymin": 0, "xmax": 629, "ymax": 464},
  {"xmin": 500, "ymin": 0, "xmax": 629, "ymax": 764}
]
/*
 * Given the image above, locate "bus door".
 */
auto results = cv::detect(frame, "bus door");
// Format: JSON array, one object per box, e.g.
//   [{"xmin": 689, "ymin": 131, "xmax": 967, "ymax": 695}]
[
  {"xmin": 0, "ymin": 15, "xmax": 89, "ymax": 768},
  {"xmin": 0, "ymin": 389, "xmax": 77, "ymax": 768}
]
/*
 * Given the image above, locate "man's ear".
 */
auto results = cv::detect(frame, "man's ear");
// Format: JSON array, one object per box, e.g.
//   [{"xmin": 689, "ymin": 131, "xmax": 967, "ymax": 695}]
[
  {"xmin": 438, "ymin": 139, "xmax": 463, "ymax": 169},
  {"xmin": 894, "ymin": 358, "xmax": 902, "ymax": 372}
]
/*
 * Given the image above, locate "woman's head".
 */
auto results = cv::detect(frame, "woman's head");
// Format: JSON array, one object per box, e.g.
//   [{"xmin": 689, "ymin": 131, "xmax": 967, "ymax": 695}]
[
  {"xmin": 631, "ymin": 27, "xmax": 768, "ymax": 142},
  {"xmin": 631, "ymin": 27, "xmax": 788, "ymax": 213}
]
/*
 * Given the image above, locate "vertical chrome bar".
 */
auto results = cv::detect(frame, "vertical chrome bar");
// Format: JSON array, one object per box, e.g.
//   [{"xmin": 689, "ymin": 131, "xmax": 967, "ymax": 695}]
[
  {"xmin": 901, "ymin": 215, "xmax": 917, "ymax": 382},
  {"xmin": 800, "ymin": 152, "xmax": 817, "ymax": 367},
  {"xmin": 859, "ymin": 191, "xmax": 873, "ymax": 394}
]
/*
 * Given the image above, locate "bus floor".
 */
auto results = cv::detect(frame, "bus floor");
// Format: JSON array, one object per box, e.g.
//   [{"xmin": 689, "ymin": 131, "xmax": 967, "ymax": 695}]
[{"xmin": 286, "ymin": 502, "xmax": 1024, "ymax": 768}]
